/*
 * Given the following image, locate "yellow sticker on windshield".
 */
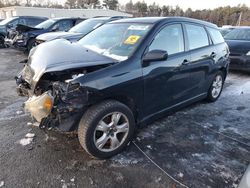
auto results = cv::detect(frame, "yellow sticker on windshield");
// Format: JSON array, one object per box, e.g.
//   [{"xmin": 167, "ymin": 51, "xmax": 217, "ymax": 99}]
[{"xmin": 124, "ymin": 35, "xmax": 141, "ymax": 45}]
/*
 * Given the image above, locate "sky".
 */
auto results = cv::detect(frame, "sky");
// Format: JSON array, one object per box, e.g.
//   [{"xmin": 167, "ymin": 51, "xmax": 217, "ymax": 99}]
[
  {"xmin": 56, "ymin": 0, "xmax": 250, "ymax": 10},
  {"xmin": 119, "ymin": 0, "xmax": 250, "ymax": 10}
]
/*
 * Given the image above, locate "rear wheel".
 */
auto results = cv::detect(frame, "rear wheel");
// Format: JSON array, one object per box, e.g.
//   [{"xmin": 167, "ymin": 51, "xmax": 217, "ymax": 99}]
[
  {"xmin": 78, "ymin": 100, "xmax": 135, "ymax": 159},
  {"xmin": 207, "ymin": 71, "xmax": 224, "ymax": 102}
]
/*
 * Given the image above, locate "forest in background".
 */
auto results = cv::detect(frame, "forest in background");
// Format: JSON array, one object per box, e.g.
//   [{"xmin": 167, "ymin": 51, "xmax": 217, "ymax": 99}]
[{"xmin": 0, "ymin": 0, "xmax": 249, "ymax": 26}]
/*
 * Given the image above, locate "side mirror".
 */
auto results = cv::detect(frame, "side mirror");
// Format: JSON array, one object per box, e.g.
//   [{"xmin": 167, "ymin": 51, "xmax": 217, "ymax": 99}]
[{"xmin": 143, "ymin": 50, "xmax": 168, "ymax": 63}]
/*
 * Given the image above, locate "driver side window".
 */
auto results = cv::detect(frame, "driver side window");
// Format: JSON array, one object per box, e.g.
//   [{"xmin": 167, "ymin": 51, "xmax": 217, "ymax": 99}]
[
  {"xmin": 52, "ymin": 20, "xmax": 73, "ymax": 31},
  {"xmin": 149, "ymin": 24, "xmax": 184, "ymax": 55}
]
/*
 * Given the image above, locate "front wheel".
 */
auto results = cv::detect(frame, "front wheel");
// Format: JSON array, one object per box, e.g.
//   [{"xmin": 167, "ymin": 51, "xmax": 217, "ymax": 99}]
[
  {"xmin": 78, "ymin": 100, "xmax": 135, "ymax": 159},
  {"xmin": 206, "ymin": 71, "xmax": 224, "ymax": 102},
  {"xmin": 27, "ymin": 38, "xmax": 36, "ymax": 53},
  {"xmin": 0, "ymin": 35, "xmax": 6, "ymax": 48}
]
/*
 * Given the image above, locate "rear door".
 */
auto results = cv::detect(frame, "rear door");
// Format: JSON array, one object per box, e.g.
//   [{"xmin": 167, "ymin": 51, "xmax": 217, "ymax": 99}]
[{"xmin": 183, "ymin": 23, "xmax": 216, "ymax": 96}]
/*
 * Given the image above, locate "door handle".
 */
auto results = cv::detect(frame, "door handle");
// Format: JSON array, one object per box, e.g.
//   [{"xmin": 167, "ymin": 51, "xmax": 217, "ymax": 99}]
[
  {"xmin": 210, "ymin": 52, "xmax": 216, "ymax": 58},
  {"xmin": 182, "ymin": 59, "xmax": 190, "ymax": 65}
]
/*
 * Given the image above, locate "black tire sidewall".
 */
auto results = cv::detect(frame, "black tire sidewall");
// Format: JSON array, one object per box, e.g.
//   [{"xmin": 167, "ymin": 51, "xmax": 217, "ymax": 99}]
[
  {"xmin": 80, "ymin": 102, "xmax": 135, "ymax": 159},
  {"xmin": 27, "ymin": 38, "xmax": 35, "ymax": 52},
  {"xmin": 0, "ymin": 35, "xmax": 5, "ymax": 48},
  {"xmin": 207, "ymin": 71, "xmax": 224, "ymax": 102}
]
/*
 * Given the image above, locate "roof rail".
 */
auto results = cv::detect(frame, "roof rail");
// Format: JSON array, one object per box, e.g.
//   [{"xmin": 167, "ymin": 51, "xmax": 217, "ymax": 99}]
[{"xmin": 109, "ymin": 16, "xmax": 130, "ymax": 19}]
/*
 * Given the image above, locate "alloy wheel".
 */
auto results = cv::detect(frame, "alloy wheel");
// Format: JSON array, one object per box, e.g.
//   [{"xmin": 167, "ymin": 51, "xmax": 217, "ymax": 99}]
[{"xmin": 94, "ymin": 112, "xmax": 129, "ymax": 152}]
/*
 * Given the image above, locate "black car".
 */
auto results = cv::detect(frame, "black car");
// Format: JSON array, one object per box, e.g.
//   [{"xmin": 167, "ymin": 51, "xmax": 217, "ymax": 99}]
[
  {"xmin": 16, "ymin": 17, "xmax": 229, "ymax": 158},
  {"xmin": 35, "ymin": 16, "xmax": 129, "ymax": 45},
  {"xmin": 219, "ymin": 26, "xmax": 236, "ymax": 37},
  {"xmin": 224, "ymin": 27, "xmax": 250, "ymax": 72},
  {"xmin": 7, "ymin": 17, "xmax": 84, "ymax": 52},
  {"xmin": 0, "ymin": 16, "xmax": 47, "ymax": 47}
]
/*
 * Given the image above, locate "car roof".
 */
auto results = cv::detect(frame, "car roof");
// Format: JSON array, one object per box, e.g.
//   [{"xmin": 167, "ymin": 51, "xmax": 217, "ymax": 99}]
[
  {"xmin": 111, "ymin": 17, "xmax": 217, "ymax": 28},
  {"xmin": 89, "ymin": 16, "xmax": 129, "ymax": 21},
  {"xmin": 52, "ymin": 17, "xmax": 85, "ymax": 21},
  {"xmin": 13, "ymin": 16, "xmax": 47, "ymax": 19}
]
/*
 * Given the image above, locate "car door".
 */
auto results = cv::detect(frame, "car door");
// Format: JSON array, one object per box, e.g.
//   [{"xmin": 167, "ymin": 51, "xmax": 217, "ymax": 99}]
[
  {"xmin": 142, "ymin": 23, "xmax": 192, "ymax": 117},
  {"xmin": 184, "ymin": 23, "xmax": 216, "ymax": 96}
]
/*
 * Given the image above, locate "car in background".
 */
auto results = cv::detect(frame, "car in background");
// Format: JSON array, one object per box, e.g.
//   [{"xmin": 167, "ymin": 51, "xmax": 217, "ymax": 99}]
[
  {"xmin": 224, "ymin": 27, "xmax": 250, "ymax": 72},
  {"xmin": 6, "ymin": 17, "xmax": 85, "ymax": 52},
  {"xmin": 220, "ymin": 27, "xmax": 236, "ymax": 37},
  {"xmin": 16, "ymin": 17, "xmax": 229, "ymax": 158},
  {"xmin": 0, "ymin": 16, "xmax": 47, "ymax": 47},
  {"xmin": 35, "ymin": 16, "xmax": 128, "ymax": 45}
]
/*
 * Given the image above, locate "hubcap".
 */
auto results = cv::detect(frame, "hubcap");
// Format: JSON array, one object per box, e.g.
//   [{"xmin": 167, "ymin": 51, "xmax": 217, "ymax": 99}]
[
  {"xmin": 94, "ymin": 112, "xmax": 129, "ymax": 152},
  {"xmin": 211, "ymin": 75, "xmax": 223, "ymax": 98}
]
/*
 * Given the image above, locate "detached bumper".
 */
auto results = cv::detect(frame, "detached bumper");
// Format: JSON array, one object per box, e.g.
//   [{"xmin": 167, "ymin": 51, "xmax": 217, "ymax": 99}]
[{"xmin": 229, "ymin": 55, "xmax": 250, "ymax": 72}]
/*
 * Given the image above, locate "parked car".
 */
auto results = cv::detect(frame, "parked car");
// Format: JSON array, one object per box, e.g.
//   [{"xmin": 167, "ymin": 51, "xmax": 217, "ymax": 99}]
[
  {"xmin": 0, "ymin": 16, "xmax": 47, "ymax": 47},
  {"xmin": 16, "ymin": 17, "xmax": 229, "ymax": 159},
  {"xmin": 219, "ymin": 27, "xmax": 236, "ymax": 37},
  {"xmin": 6, "ymin": 17, "xmax": 85, "ymax": 52},
  {"xmin": 224, "ymin": 27, "xmax": 250, "ymax": 72},
  {"xmin": 35, "ymin": 16, "xmax": 128, "ymax": 45}
]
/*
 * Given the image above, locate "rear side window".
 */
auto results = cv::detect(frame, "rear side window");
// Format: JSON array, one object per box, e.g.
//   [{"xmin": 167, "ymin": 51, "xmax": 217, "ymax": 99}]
[
  {"xmin": 186, "ymin": 24, "xmax": 209, "ymax": 50},
  {"xmin": 149, "ymin": 24, "xmax": 184, "ymax": 55},
  {"xmin": 207, "ymin": 27, "xmax": 224, "ymax": 44}
]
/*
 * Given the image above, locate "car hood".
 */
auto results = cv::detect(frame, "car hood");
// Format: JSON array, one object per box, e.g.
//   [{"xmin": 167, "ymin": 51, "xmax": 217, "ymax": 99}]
[
  {"xmin": 36, "ymin": 31, "xmax": 83, "ymax": 42},
  {"xmin": 16, "ymin": 24, "xmax": 41, "ymax": 33},
  {"xmin": 225, "ymin": 40, "xmax": 250, "ymax": 55},
  {"xmin": 27, "ymin": 39, "xmax": 116, "ymax": 85}
]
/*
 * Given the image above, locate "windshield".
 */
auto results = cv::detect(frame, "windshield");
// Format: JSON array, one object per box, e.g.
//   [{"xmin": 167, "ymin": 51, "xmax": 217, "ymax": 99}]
[
  {"xmin": 0, "ymin": 17, "xmax": 16, "ymax": 25},
  {"xmin": 224, "ymin": 28, "xmax": 250, "ymax": 40},
  {"xmin": 69, "ymin": 19, "xmax": 105, "ymax": 35},
  {"xmin": 78, "ymin": 23, "xmax": 152, "ymax": 61},
  {"xmin": 35, "ymin": 19, "xmax": 56, "ymax": 29}
]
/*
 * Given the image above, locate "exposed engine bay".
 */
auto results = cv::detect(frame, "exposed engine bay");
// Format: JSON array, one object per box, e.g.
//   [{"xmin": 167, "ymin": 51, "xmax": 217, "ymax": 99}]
[{"xmin": 16, "ymin": 61, "xmax": 113, "ymax": 131}]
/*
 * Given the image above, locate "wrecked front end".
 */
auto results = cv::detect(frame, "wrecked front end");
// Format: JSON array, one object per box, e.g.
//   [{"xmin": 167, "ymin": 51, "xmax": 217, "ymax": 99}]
[
  {"xmin": 15, "ymin": 39, "xmax": 116, "ymax": 131},
  {"xmin": 17, "ymin": 72, "xmax": 89, "ymax": 131}
]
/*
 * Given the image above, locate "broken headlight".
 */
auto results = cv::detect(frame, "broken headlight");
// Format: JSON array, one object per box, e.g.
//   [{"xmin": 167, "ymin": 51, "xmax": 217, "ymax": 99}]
[{"xmin": 24, "ymin": 91, "xmax": 54, "ymax": 122}]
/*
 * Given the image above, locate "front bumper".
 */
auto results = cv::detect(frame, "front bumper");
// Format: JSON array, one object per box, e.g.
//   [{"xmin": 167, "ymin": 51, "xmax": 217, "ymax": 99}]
[
  {"xmin": 229, "ymin": 55, "xmax": 250, "ymax": 72},
  {"xmin": 5, "ymin": 37, "xmax": 27, "ymax": 49},
  {"xmin": 18, "ymin": 80, "xmax": 88, "ymax": 132}
]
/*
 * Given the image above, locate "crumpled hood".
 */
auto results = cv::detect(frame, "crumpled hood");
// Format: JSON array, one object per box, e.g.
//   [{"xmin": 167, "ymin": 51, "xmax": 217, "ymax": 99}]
[
  {"xmin": 36, "ymin": 31, "xmax": 83, "ymax": 42},
  {"xmin": 28, "ymin": 39, "xmax": 116, "ymax": 83},
  {"xmin": 16, "ymin": 24, "xmax": 41, "ymax": 33},
  {"xmin": 226, "ymin": 40, "xmax": 250, "ymax": 55}
]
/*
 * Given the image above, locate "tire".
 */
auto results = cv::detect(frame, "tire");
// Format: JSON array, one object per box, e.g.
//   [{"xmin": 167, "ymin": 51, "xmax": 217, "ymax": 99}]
[
  {"xmin": 78, "ymin": 100, "xmax": 135, "ymax": 159},
  {"xmin": 0, "ymin": 35, "xmax": 5, "ymax": 48},
  {"xmin": 27, "ymin": 38, "xmax": 35, "ymax": 53},
  {"xmin": 206, "ymin": 71, "xmax": 224, "ymax": 102}
]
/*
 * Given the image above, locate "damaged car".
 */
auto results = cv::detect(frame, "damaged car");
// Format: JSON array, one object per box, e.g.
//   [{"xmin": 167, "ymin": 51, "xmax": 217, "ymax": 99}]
[
  {"xmin": 16, "ymin": 17, "xmax": 229, "ymax": 159},
  {"xmin": 35, "ymin": 16, "xmax": 128, "ymax": 45},
  {"xmin": 6, "ymin": 17, "xmax": 84, "ymax": 52},
  {"xmin": 0, "ymin": 16, "xmax": 47, "ymax": 47}
]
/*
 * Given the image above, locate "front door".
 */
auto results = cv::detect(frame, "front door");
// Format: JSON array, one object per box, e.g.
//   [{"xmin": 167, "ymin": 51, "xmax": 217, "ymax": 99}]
[{"xmin": 142, "ymin": 23, "xmax": 192, "ymax": 118}]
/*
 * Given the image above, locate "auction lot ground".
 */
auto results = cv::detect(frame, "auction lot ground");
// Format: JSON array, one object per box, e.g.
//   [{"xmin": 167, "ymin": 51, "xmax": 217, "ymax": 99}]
[{"xmin": 0, "ymin": 49, "xmax": 249, "ymax": 188}]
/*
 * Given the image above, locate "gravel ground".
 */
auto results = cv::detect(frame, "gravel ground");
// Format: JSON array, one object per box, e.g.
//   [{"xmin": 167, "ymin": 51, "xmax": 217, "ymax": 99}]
[{"xmin": 0, "ymin": 49, "xmax": 249, "ymax": 188}]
